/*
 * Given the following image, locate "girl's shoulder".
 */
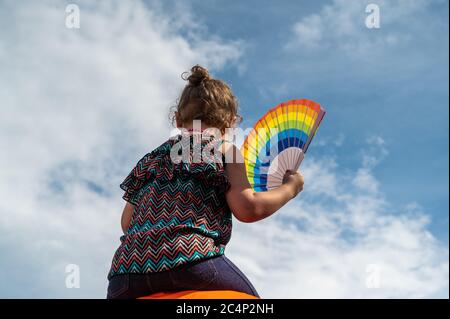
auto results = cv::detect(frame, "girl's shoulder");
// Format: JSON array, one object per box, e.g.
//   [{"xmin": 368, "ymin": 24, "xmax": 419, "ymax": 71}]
[
  {"xmin": 121, "ymin": 134, "xmax": 231, "ymax": 204},
  {"xmin": 133, "ymin": 133, "xmax": 232, "ymax": 176},
  {"xmin": 142, "ymin": 132, "xmax": 236, "ymax": 165}
]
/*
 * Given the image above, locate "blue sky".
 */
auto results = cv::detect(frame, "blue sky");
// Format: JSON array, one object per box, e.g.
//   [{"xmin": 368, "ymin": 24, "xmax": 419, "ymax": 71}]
[
  {"xmin": 0, "ymin": 0, "xmax": 448, "ymax": 298},
  {"xmin": 161, "ymin": 0, "xmax": 450, "ymax": 242}
]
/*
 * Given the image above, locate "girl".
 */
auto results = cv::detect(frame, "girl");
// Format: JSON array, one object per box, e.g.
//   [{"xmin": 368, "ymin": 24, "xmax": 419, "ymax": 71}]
[{"xmin": 107, "ymin": 65, "xmax": 304, "ymax": 299}]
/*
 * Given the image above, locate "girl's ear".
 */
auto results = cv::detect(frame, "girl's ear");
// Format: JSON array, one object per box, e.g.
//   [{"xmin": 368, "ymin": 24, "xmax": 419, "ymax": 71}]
[{"xmin": 230, "ymin": 116, "xmax": 237, "ymax": 128}]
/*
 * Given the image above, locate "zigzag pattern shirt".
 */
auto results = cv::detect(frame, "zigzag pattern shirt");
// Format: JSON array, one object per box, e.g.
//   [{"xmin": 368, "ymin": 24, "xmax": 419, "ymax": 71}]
[{"xmin": 108, "ymin": 133, "xmax": 232, "ymax": 279}]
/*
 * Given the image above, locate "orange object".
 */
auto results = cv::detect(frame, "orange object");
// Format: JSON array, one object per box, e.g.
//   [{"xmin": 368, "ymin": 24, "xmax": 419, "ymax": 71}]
[{"xmin": 139, "ymin": 290, "xmax": 259, "ymax": 299}]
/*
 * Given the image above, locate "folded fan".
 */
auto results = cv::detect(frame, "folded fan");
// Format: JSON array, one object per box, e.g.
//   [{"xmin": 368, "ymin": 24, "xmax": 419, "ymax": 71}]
[{"xmin": 241, "ymin": 99, "xmax": 326, "ymax": 192}]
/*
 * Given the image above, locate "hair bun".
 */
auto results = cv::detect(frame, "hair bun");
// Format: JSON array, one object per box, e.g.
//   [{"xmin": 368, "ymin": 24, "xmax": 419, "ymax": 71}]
[{"xmin": 184, "ymin": 65, "xmax": 210, "ymax": 86}]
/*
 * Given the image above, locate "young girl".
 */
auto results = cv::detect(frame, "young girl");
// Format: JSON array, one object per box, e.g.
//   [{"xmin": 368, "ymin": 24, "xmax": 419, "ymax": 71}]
[{"xmin": 107, "ymin": 65, "xmax": 304, "ymax": 299}]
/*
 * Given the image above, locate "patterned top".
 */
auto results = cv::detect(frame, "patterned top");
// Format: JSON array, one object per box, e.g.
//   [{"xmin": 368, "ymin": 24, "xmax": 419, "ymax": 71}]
[{"xmin": 108, "ymin": 133, "xmax": 232, "ymax": 279}]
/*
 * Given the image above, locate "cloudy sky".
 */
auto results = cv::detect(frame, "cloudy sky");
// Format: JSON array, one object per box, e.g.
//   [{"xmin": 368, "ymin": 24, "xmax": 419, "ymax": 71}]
[{"xmin": 0, "ymin": 0, "xmax": 448, "ymax": 298}]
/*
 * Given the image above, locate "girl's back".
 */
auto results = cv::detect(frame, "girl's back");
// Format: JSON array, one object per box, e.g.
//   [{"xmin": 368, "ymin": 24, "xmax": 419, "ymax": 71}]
[{"xmin": 108, "ymin": 133, "xmax": 231, "ymax": 278}]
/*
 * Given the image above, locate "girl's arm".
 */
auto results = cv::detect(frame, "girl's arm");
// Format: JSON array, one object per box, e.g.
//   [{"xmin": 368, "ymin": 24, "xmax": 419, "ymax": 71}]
[
  {"xmin": 223, "ymin": 143, "xmax": 304, "ymax": 223},
  {"xmin": 121, "ymin": 202, "xmax": 135, "ymax": 234}
]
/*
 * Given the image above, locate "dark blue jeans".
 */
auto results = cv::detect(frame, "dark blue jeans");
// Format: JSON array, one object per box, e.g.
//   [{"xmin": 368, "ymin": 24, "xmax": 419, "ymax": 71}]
[{"xmin": 107, "ymin": 255, "xmax": 259, "ymax": 299}]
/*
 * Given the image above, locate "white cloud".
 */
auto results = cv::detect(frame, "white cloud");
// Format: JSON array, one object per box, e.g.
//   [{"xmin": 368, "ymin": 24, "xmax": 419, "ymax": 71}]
[
  {"xmin": 315, "ymin": 132, "xmax": 345, "ymax": 148},
  {"xmin": 292, "ymin": 14, "xmax": 323, "ymax": 48},
  {"xmin": 352, "ymin": 168, "xmax": 379, "ymax": 194},
  {"xmin": 287, "ymin": 0, "xmax": 437, "ymax": 55},
  {"xmin": 227, "ymin": 147, "xmax": 449, "ymax": 298},
  {"xmin": 0, "ymin": 0, "xmax": 242, "ymax": 298},
  {"xmin": 360, "ymin": 135, "xmax": 389, "ymax": 169}
]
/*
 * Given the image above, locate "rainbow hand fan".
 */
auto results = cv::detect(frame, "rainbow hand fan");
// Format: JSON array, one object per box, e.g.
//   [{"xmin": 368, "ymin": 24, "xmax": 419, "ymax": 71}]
[{"xmin": 241, "ymin": 99, "xmax": 325, "ymax": 192}]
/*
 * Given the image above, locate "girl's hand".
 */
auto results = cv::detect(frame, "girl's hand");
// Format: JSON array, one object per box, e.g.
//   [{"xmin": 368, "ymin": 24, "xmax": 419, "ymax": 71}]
[
  {"xmin": 282, "ymin": 170, "xmax": 304, "ymax": 198},
  {"xmin": 224, "ymin": 142, "xmax": 305, "ymax": 223}
]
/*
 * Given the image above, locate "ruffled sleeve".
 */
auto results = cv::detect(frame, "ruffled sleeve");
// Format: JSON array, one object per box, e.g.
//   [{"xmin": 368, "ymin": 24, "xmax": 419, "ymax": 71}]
[
  {"xmin": 119, "ymin": 152, "xmax": 155, "ymax": 206},
  {"xmin": 119, "ymin": 139, "xmax": 176, "ymax": 205}
]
